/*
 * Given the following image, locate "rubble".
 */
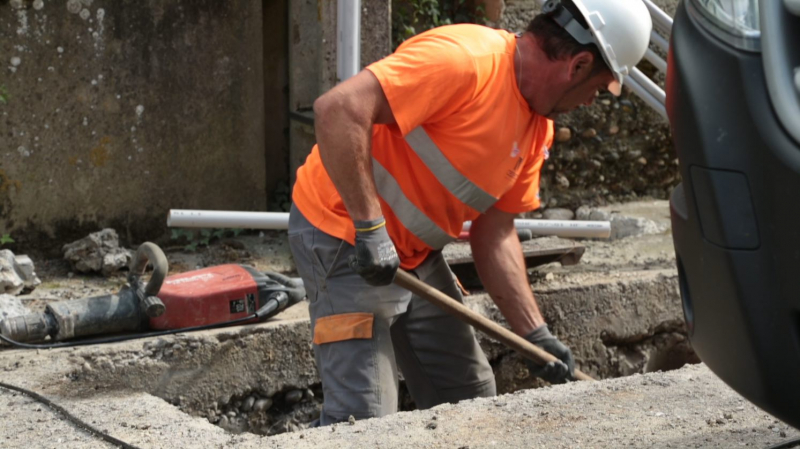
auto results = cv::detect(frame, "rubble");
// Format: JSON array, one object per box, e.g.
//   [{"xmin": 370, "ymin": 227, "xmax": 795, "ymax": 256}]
[
  {"xmin": 62, "ymin": 229, "xmax": 133, "ymax": 276},
  {"xmin": 0, "ymin": 250, "xmax": 41, "ymax": 295}
]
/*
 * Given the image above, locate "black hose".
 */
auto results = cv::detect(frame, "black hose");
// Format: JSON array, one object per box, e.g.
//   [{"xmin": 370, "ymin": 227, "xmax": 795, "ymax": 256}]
[
  {"xmin": 0, "ymin": 293, "xmax": 286, "ymax": 350},
  {"xmin": 0, "ymin": 381, "xmax": 141, "ymax": 449}
]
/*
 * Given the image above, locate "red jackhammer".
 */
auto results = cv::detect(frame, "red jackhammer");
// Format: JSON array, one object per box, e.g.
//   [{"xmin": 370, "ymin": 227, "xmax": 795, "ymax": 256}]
[{"xmin": 0, "ymin": 242, "xmax": 304, "ymax": 348}]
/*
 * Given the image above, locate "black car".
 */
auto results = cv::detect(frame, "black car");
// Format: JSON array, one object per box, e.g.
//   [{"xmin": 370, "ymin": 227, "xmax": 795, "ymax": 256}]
[{"xmin": 667, "ymin": 0, "xmax": 800, "ymax": 429}]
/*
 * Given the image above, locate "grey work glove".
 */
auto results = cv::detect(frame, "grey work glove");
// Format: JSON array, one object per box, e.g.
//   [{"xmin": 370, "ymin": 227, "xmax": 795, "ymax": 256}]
[
  {"xmin": 348, "ymin": 217, "xmax": 400, "ymax": 286},
  {"xmin": 523, "ymin": 324, "xmax": 575, "ymax": 384},
  {"xmin": 263, "ymin": 272, "xmax": 306, "ymax": 304}
]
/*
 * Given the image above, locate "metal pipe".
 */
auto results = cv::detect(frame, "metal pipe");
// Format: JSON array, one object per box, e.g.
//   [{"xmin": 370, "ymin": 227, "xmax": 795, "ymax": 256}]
[
  {"xmin": 630, "ymin": 67, "xmax": 666, "ymax": 105},
  {"xmin": 337, "ymin": 0, "xmax": 361, "ymax": 81},
  {"xmin": 623, "ymin": 75, "xmax": 668, "ymax": 120},
  {"xmin": 168, "ymin": 210, "xmax": 612, "ymax": 239},
  {"xmin": 644, "ymin": 48, "xmax": 668, "ymax": 74},
  {"xmin": 643, "ymin": 0, "xmax": 674, "ymax": 35},
  {"xmin": 650, "ymin": 30, "xmax": 670, "ymax": 53}
]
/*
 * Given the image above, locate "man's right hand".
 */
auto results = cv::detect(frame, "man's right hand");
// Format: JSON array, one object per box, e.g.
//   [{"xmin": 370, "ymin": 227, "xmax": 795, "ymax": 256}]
[
  {"xmin": 523, "ymin": 324, "xmax": 575, "ymax": 384},
  {"xmin": 348, "ymin": 217, "xmax": 400, "ymax": 286}
]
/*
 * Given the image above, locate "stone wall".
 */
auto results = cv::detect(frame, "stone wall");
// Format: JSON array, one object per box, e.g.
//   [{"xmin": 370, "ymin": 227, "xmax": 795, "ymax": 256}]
[{"xmin": 0, "ymin": 0, "xmax": 267, "ymax": 251}]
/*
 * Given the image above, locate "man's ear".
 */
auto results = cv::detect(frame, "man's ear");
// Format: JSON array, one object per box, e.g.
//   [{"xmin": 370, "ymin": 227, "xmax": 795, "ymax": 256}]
[{"xmin": 568, "ymin": 51, "xmax": 595, "ymax": 81}]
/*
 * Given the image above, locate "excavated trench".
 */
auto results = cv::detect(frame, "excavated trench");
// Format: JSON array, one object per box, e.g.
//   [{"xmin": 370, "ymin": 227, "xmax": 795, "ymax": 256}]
[{"xmin": 60, "ymin": 270, "xmax": 699, "ymax": 438}]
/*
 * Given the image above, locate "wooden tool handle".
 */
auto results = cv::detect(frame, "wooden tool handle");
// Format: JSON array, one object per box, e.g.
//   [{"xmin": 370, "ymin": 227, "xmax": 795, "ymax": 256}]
[{"xmin": 393, "ymin": 270, "xmax": 595, "ymax": 382}]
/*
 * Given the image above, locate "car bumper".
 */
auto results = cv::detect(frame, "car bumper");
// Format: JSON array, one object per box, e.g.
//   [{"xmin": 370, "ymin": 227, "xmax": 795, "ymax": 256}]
[{"xmin": 667, "ymin": 0, "xmax": 800, "ymax": 429}]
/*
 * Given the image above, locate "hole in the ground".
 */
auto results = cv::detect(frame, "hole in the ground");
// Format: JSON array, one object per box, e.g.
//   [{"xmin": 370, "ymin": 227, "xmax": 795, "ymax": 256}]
[
  {"xmin": 186, "ymin": 334, "xmax": 699, "ymax": 436},
  {"xmin": 206, "ymin": 385, "xmax": 324, "ymax": 435},
  {"xmin": 201, "ymin": 382, "xmax": 419, "ymax": 436},
  {"xmin": 61, "ymin": 309, "xmax": 700, "ymax": 438}
]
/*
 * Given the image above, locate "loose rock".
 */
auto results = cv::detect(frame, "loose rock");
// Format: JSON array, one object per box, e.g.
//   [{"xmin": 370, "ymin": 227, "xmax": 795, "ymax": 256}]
[
  {"xmin": 543, "ymin": 208, "xmax": 575, "ymax": 221},
  {"xmin": 242, "ymin": 396, "xmax": 255, "ymax": 412},
  {"xmin": 555, "ymin": 127, "xmax": 571, "ymax": 143},
  {"xmin": 554, "ymin": 173, "xmax": 570, "ymax": 190},
  {"xmin": 285, "ymin": 390, "xmax": 303, "ymax": 405},
  {"xmin": 62, "ymin": 229, "xmax": 132, "ymax": 276},
  {"xmin": 253, "ymin": 398, "xmax": 273, "ymax": 413},
  {"xmin": 0, "ymin": 250, "xmax": 41, "ymax": 295}
]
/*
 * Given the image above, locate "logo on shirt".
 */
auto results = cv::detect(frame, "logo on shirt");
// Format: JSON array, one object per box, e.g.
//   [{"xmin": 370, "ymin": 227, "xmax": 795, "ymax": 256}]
[
  {"xmin": 510, "ymin": 142, "xmax": 521, "ymax": 158},
  {"xmin": 506, "ymin": 156, "xmax": 524, "ymax": 180}
]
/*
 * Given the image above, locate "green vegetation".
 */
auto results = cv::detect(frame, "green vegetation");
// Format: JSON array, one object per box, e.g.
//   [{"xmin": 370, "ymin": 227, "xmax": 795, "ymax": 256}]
[
  {"xmin": 269, "ymin": 180, "xmax": 292, "ymax": 212},
  {"xmin": 0, "ymin": 85, "xmax": 8, "ymax": 104},
  {"xmin": 170, "ymin": 228, "xmax": 243, "ymax": 252},
  {"xmin": 0, "ymin": 234, "xmax": 14, "ymax": 246},
  {"xmin": 392, "ymin": 0, "xmax": 485, "ymax": 49}
]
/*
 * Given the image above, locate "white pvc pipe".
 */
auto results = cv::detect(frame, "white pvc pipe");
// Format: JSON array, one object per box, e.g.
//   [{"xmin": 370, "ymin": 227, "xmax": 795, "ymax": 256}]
[
  {"xmin": 168, "ymin": 210, "xmax": 291, "ymax": 230},
  {"xmin": 630, "ymin": 67, "xmax": 666, "ymax": 105},
  {"xmin": 650, "ymin": 30, "xmax": 670, "ymax": 53},
  {"xmin": 645, "ymin": 48, "xmax": 668, "ymax": 74},
  {"xmin": 462, "ymin": 219, "xmax": 611, "ymax": 239},
  {"xmin": 337, "ymin": 0, "xmax": 361, "ymax": 81},
  {"xmin": 168, "ymin": 210, "xmax": 612, "ymax": 239},
  {"xmin": 623, "ymin": 75, "xmax": 668, "ymax": 120}
]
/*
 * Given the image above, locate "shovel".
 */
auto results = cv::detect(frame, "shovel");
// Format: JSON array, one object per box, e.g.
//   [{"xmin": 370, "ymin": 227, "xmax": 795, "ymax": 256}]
[{"xmin": 393, "ymin": 270, "xmax": 595, "ymax": 382}]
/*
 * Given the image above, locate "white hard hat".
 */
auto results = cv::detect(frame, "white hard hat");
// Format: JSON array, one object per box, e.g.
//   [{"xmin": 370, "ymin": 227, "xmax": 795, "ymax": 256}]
[{"xmin": 542, "ymin": 0, "xmax": 652, "ymax": 95}]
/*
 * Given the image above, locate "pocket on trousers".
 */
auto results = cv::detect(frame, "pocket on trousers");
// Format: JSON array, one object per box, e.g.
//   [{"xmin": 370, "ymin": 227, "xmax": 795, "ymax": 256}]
[
  {"xmin": 288, "ymin": 232, "xmax": 319, "ymax": 303},
  {"xmin": 313, "ymin": 313, "xmax": 374, "ymax": 345},
  {"xmin": 309, "ymin": 229, "xmax": 347, "ymax": 280}
]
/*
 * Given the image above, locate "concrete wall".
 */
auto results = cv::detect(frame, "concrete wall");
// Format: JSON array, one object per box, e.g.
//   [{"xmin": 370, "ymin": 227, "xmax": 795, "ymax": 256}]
[
  {"xmin": 0, "ymin": 0, "xmax": 267, "ymax": 248},
  {"xmin": 287, "ymin": 0, "xmax": 392, "ymax": 185},
  {"xmin": 264, "ymin": 0, "xmax": 290, "ymax": 209}
]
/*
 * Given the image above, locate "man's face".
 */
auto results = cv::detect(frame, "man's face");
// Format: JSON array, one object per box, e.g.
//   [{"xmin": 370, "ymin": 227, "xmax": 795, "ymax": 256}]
[{"xmin": 545, "ymin": 69, "xmax": 617, "ymax": 119}]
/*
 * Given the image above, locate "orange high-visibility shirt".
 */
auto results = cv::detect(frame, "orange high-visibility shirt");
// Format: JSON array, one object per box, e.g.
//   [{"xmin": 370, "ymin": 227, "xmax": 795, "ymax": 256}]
[{"xmin": 292, "ymin": 24, "xmax": 554, "ymax": 269}]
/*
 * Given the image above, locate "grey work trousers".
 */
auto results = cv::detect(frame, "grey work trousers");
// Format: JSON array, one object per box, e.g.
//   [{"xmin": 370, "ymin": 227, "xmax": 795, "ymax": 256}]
[{"xmin": 288, "ymin": 205, "xmax": 496, "ymax": 424}]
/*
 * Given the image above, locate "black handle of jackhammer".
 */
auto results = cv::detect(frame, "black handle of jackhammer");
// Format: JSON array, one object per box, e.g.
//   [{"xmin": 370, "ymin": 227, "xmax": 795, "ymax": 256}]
[{"xmin": 129, "ymin": 242, "xmax": 168, "ymax": 318}]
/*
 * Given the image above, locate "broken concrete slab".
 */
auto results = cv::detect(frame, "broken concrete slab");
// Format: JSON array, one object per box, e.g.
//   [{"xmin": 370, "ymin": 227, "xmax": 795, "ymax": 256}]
[
  {"xmin": 0, "ymin": 250, "xmax": 41, "ymax": 295},
  {"xmin": 62, "ymin": 229, "xmax": 133, "ymax": 276}
]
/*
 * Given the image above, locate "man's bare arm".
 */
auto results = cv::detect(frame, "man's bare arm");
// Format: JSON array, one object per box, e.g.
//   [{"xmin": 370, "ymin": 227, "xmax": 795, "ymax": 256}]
[
  {"xmin": 469, "ymin": 207, "xmax": 546, "ymax": 335},
  {"xmin": 313, "ymin": 70, "xmax": 396, "ymax": 222}
]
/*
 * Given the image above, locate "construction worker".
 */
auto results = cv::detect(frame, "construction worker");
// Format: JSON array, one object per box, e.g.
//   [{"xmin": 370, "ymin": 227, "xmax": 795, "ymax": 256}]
[{"xmin": 289, "ymin": 0, "xmax": 652, "ymax": 425}]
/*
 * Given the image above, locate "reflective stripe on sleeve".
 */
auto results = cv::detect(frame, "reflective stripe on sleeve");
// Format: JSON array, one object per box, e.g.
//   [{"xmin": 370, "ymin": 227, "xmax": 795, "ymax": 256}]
[
  {"xmin": 405, "ymin": 127, "xmax": 498, "ymax": 213},
  {"xmin": 372, "ymin": 158, "xmax": 456, "ymax": 250}
]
